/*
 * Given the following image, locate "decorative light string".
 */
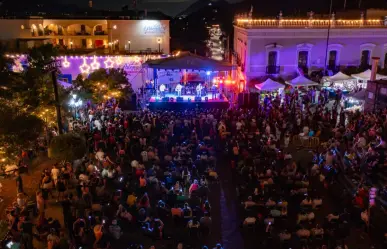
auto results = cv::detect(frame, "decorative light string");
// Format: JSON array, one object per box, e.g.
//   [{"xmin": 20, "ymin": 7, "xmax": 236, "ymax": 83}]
[
  {"xmin": 62, "ymin": 56, "xmax": 70, "ymax": 68},
  {"xmin": 90, "ymin": 56, "xmax": 100, "ymax": 70},
  {"xmin": 79, "ymin": 57, "xmax": 91, "ymax": 74},
  {"xmin": 104, "ymin": 56, "xmax": 114, "ymax": 68}
]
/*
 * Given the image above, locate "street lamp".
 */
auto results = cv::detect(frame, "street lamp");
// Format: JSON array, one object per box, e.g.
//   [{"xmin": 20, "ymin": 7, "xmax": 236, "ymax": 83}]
[
  {"xmin": 68, "ymin": 94, "xmax": 82, "ymax": 119},
  {"xmin": 70, "ymin": 41, "xmax": 73, "ymax": 49},
  {"xmin": 157, "ymin": 38, "xmax": 161, "ymax": 53},
  {"xmin": 127, "ymin": 40, "xmax": 131, "ymax": 53}
]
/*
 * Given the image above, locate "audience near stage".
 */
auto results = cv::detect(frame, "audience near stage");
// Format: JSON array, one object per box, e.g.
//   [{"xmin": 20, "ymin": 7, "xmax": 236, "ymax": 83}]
[{"xmin": 3, "ymin": 87, "xmax": 387, "ymax": 249}]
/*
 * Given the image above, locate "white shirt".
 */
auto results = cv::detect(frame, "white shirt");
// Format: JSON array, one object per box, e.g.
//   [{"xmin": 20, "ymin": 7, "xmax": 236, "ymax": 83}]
[
  {"xmin": 236, "ymin": 122, "xmax": 243, "ymax": 130},
  {"xmin": 94, "ymin": 120, "xmax": 102, "ymax": 131},
  {"xmin": 51, "ymin": 168, "xmax": 60, "ymax": 180}
]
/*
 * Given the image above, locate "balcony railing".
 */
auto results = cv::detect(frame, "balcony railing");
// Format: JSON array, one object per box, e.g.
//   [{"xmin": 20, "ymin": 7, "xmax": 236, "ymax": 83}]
[
  {"xmin": 327, "ymin": 64, "xmax": 340, "ymax": 73},
  {"xmin": 67, "ymin": 31, "xmax": 91, "ymax": 36},
  {"xmin": 94, "ymin": 31, "xmax": 107, "ymax": 35},
  {"xmin": 235, "ymin": 18, "xmax": 386, "ymax": 29},
  {"xmin": 266, "ymin": 65, "xmax": 280, "ymax": 74}
]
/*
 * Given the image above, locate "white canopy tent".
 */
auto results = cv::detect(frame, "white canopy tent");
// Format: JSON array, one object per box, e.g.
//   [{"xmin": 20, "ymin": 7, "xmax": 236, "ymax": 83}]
[
  {"xmin": 322, "ymin": 71, "xmax": 357, "ymax": 91},
  {"xmin": 254, "ymin": 78, "xmax": 284, "ymax": 91},
  {"xmin": 351, "ymin": 69, "xmax": 387, "ymax": 81},
  {"xmin": 329, "ymin": 72, "xmax": 352, "ymax": 81},
  {"xmin": 287, "ymin": 75, "xmax": 319, "ymax": 87}
]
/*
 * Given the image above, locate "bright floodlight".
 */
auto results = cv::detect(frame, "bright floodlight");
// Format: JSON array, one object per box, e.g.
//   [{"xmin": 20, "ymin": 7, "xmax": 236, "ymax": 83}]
[{"xmin": 206, "ymin": 71, "xmax": 211, "ymax": 76}]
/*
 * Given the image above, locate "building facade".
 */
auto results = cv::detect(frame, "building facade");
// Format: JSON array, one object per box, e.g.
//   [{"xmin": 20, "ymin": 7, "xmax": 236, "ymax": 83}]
[
  {"xmin": 233, "ymin": 13, "xmax": 387, "ymax": 83},
  {"xmin": 0, "ymin": 18, "xmax": 170, "ymax": 54}
]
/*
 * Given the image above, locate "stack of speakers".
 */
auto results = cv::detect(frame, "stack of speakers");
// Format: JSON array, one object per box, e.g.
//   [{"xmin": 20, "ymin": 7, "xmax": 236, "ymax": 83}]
[{"xmin": 238, "ymin": 92, "xmax": 259, "ymax": 108}]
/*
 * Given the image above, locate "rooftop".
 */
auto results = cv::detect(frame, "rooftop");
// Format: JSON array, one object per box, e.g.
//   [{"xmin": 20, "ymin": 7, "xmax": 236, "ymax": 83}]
[{"xmin": 235, "ymin": 18, "xmax": 387, "ymax": 29}]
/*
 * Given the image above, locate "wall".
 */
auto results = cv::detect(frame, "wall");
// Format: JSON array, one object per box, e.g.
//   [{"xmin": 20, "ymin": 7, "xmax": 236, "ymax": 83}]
[
  {"xmin": 109, "ymin": 20, "xmax": 170, "ymax": 53},
  {"xmin": 235, "ymin": 26, "xmax": 387, "ymax": 81},
  {"xmin": 0, "ymin": 19, "xmax": 170, "ymax": 53}
]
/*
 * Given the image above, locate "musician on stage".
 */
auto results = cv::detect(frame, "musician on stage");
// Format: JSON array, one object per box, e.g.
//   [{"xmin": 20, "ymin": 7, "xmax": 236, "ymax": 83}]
[
  {"xmin": 196, "ymin": 84, "xmax": 203, "ymax": 97},
  {"xmin": 211, "ymin": 84, "xmax": 217, "ymax": 100},
  {"xmin": 159, "ymin": 84, "xmax": 166, "ymax": 97},
  {"xmin": 175, "ymin": 83, "xmax": 183, "ymax": 97}
]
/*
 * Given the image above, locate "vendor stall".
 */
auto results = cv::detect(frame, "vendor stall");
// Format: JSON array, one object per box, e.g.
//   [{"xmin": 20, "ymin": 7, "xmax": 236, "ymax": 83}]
[
  {"xmin": 287, "ymin": 75, "xmax": 319, "ymax": 88},
  {"xmin": 254, "ymin": 78, "xmax": 284, "ymax": 92},
  {"xmin": 351, "ymin": 69, "xmax": 387, "ymax": 88},
  {"xmin": 343, "ymin": 89, "xmax": 366, "ymax": 112},
  {"xmin": 322, "ymin": 72, "xmax": 356, "ymax": 90}
]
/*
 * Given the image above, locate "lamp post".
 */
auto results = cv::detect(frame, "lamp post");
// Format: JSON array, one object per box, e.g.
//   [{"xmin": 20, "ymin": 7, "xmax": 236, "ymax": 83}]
[
  {"xmin": 110, "ymin": 24, "xmax": 117, "ymax": 52},
  {"xmin": 70, "ymin": 41, "xmax": 73, "ymax": 49},
  {"xmin": 68, "ymin": 94, "xmax": 83, "ymax": 119},
  {"xmin": 157, "ymin": 38, "xmax": 161, "ymax": 53},
  {"xmin": 128, "ymin": 40, "xmax": 131, "ymax": 53}
]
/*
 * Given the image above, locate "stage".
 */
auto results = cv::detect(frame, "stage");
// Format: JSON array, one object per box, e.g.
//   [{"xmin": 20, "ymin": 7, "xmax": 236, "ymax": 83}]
[{"xmin": 148, "ymin": 93, "xmax": 230, "ymax": 110}]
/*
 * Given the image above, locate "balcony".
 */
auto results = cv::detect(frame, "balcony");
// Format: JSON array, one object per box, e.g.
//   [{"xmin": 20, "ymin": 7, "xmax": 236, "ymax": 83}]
[
  {"xmin": 94, "ymin": 31, "xmax": 107, "ymax": 36},
  {"xmin": 327, "ymin": 64, "xmax": 340, "ymax": 74},
  {"xmin": 266, "ymin": 65, "xmax": 280, "ymax": 74},
  {"xmin": 67, "ymin": 31, "xmax": 91, "ymax": 36},
  {"xmin": 359, "ymin": 64, "xmax": 371, "ymax": 71}
]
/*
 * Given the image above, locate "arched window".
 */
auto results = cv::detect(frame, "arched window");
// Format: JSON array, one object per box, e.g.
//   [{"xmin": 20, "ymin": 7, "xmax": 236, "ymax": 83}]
[
  {"xmin": 328, "ymin": 50, "xmax": 337, "ymax": 68},
  {"xmin": 298, "ymin": 51, "xmax": 309, "ymax": 68},
  {"xmin": 360, "ymin": 50, "xmax": 370, "ymax": 67},
  {"xmin": 268, "ymin": 51, "xmax": 278, "ymax": 66}
]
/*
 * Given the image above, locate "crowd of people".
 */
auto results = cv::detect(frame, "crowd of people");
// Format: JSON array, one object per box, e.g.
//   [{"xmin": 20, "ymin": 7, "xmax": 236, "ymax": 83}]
[{"xmin": 3, "ymin": 87, "xmax": 387, "ymax": 249}]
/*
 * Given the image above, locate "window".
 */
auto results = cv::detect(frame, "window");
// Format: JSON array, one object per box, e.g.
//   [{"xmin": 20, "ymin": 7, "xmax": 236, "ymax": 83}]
[
  {"xmin": 81, "ymin": 25, "xmax": 86, "ymax": 33},
  {"xmin": 58, "ymin": 26, "xmax": 63, "ymax": 36},
  {"xmin": 268, "ymin": 51, "xmax": 278, "ymax": 66},
  {"xmin": 328, "ymin": 50, "xmax": 337, "ymax": 67},
  {"xmin": 265, "ymin": 43, "xmax": 282, "ymax": 74},
  {"xmin": 360, "ymin": 50, "xmax": 370, "ymax": 67},
  {"xmin": 96, "ymin": 25, "xmax": 102, "ymax": 32},
  {"xmin": 82, "ymin": 39, "xmax": 87, "ymax": 48},
  {"xmin": 59, "ymin": 39, "xmax": 64, "ymax": 46},
  {"xmin": 384, "ymin": 53, "xmax": 387, "ymax": 68},
  {"xmin": 298, "ymin": 51, "xmax": 309, "ymax": 68}
]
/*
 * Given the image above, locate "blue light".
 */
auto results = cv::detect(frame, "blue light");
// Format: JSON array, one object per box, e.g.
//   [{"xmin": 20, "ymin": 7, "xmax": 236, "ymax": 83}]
[{"xmin": 206, "ymin": 71, "xmax": 211, "ymax": 76}]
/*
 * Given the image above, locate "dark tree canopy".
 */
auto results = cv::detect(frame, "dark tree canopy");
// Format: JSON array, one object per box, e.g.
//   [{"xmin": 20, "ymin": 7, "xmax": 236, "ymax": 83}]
[{"xmin": 48, "ymin": 133, "xmax": 87, "ymax": 161}]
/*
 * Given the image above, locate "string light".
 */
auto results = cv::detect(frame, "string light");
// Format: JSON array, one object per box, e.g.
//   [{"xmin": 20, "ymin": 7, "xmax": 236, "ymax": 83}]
[
  {"xmin": 115, "ymin": 56, "xmax": 123, "ymax": 65},
  {"xmin": 12, "ymin": 60, "xmax": 23, "ymax": 72},
  {"xmin": 104, "ymin": 56, "xmax": 114, "ymax": 68},
  {"xmin": 90, "ymin": 56, "xmax": 100, "ymax": 70},
  {"xmin": 62, "ymin": 56, "xmax": 70, "ymax": 68},
  {"xmin": 79, "ymin": 57, "xmax": 91, "ymax": 74}
]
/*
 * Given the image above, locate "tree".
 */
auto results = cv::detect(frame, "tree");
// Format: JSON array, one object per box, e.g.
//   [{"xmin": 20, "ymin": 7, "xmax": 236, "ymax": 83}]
[
  {"xmin": 48, "ymin": 133, "xmax": 87, "ymax": 161},
  {"xmin": 73, "ymin": 68, "xmax": 132, "ymax": 103},
  {"xmin": 22, "ymin": 44, "xmax": 60, "ymax": 109},
  {"xmin": 0, "ymin": 45, "xmax": 25, "ymax": 101},
  {"xmin": 0, "ymin": 100, "xmax": 44, "ymax": 163}
]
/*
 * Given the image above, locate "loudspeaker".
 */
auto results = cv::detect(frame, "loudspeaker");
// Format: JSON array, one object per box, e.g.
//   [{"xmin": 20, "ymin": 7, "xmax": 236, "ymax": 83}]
[
  {"xmin": 249, "ymin": 93, "xmax": 259, "ymax": 108},
  {"xmin": 195, "ymin": 97, "xmax": 202, "ymax": 102},
  {"xmin": 176, "ymin": 97, "xmax": 183, "ymax": 102},
  {"xmin": 162, "ymin": 97, "xmax": 169, "ymax": 102},
  {"xmin": 238, "ymin": 93, "xmax": 244, "ymax": 107},
  {"xmin": 238, "ymin": 93, "xmax": 249, "ymax": 107}
]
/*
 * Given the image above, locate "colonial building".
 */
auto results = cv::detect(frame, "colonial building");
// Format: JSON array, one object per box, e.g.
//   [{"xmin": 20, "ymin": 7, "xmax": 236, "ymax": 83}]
[
  {"xmin": 233, "ymin": 12, "xmax": 387, "ymax": 83},
  {"xmin": 0, "ymin": 17, "xmax": 170, "ymax": 54}
]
